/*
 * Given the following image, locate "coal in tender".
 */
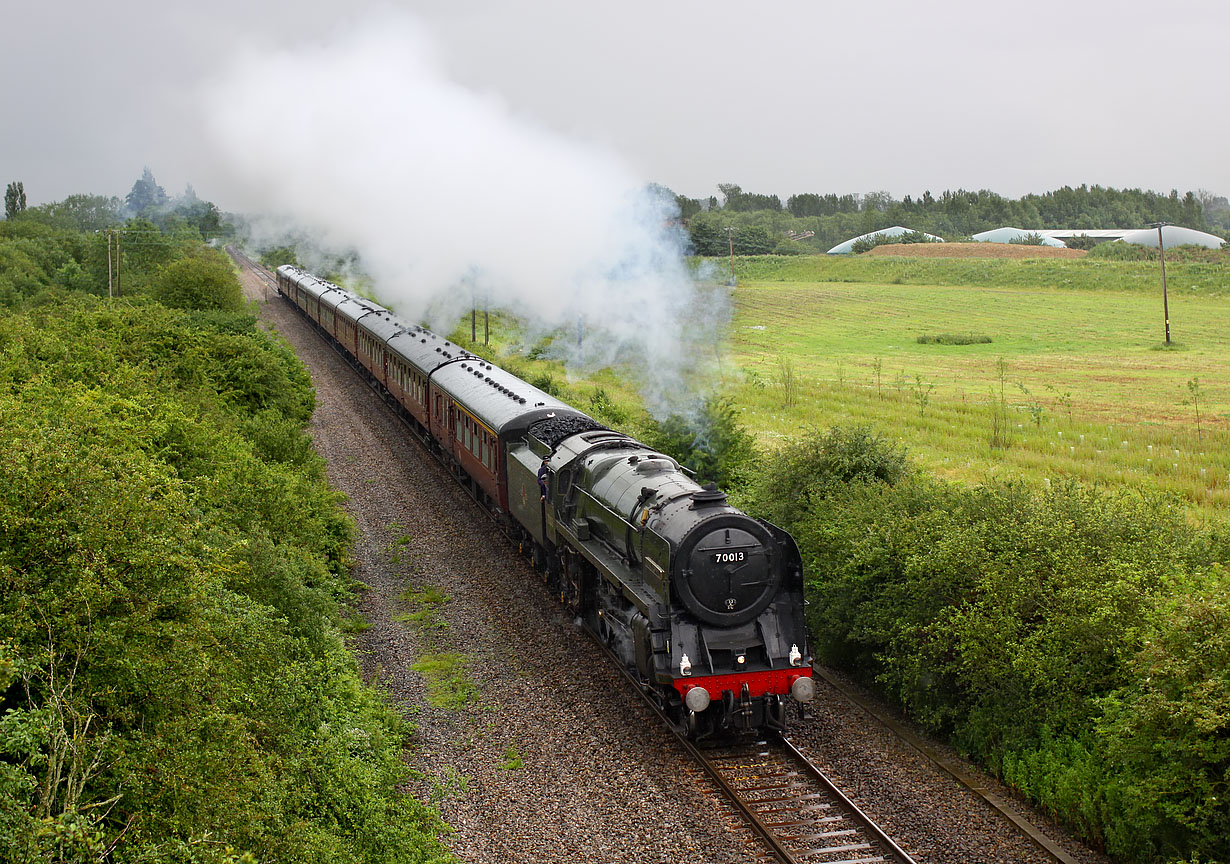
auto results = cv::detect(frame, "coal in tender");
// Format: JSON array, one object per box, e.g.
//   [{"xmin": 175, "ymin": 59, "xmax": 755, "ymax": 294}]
[{"xmin": 531, "ymin": 415, "xmax": 607, "ymax": 448}]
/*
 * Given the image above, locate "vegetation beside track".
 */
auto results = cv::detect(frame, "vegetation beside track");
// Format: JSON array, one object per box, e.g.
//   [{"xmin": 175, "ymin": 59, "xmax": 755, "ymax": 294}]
[
  {"xmin": 738, "ymin": 427, "xmax": 1229, "ymax": 863},
  {"xmin": 0, "ymin": 197, "xmax": 453, "ymax": 863}
]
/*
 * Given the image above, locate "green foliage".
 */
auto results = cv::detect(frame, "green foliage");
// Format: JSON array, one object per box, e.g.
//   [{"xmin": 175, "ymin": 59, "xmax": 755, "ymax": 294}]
[
  {"xmin": 124, "ymin": 167, "xmax": 168, "ymax": 215},
  {"xmin": 644, "ymin": 396, "xmax": 759, "ymax": 490},
  {"xmin": 733, "ymin": 224, "xmax": 775, "ymax": 255},
  {"xmin": 1087, "ymin": 241, "xmax": 1155, "ymax": 261},
  {"xmin": 915, "ymin": 332, "xmax": 992, "ymax": 345},
  {"xmin": 5, "ymin": 181, "xmax": 28, "ymax": 220},
  {"xmin": 717, "ymin": 183, "xmax": 782, "ymax": 212},
  {"xmin": 740, "ymin": 425, "xmax": 907, "ymax": 527},
  {"xmin": 1008, "ymin": 231, "xmax": 1048, "ymax": 245},
  {"xmin": 153, "ymin": 251, "xmax": 245, "ymax": 312},
  {"xmin": 851, "ymin": 230, "xmax": 936, "ymax": 253},
  {"xmin": 0, "ymin": 298, "xmax": 452, "ymax": 864},
  {"xmin": 259, "ymin": 246, "xmax": 299, "ymax": 269},
  {"xmin": 410, "ymin": 654, "xmax": 477, "ymax": 710},
  {"xmin": 1065, "ymin": 233, "xmax": 1097, "ymax": 250},
  {"xmin": 1094, "ymin": 568, "xmax": 1230, "ymax": 861},
  {"xmin": 743, "ymin": 435, "xmax": 1230, "ymax": 862},
  {"xmin": 23, "ymin": 194, "xmax": 121, "ymax": 233}
]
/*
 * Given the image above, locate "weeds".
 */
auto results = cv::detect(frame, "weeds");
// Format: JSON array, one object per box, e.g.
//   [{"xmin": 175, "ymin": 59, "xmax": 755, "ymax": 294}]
[
  {"xmin": 776, "ymin": 354, "xmax": 798, "ymax": 408},
  {"xmin": 1017, "ymin": 383, "xmax": 1046, "ymax": 429},
  {"xmin": 429, "ymin": 766, "xmax": 470, "ymax": 803},
  {"xmin": 916, "ymin": 332, "xmax": 993, "ymax": 345},
  {"xmin": 911, "ymin": 375, "xmax": 934, "ymax": 417},
  {"xmin": 1185, "ymin": 378, "xmax": 1204, "ymax": 442},
  {"xmin": 395, "ymin": 585, "xmax": 451, "ymax": 632},
  {"xmin": 500, "ymin": 746, "xmax": 524, "ymax": 771},
  {"xmin": 1045, "ymin": 384, "xmax": 1073, "ymax": 422},
  {"xmin": 412, "ymin": 653, "xmax": 478, "ymax": 710},
  {"xmin": 989, "ymin": 357, "xmax": 1012, "ymax": 449}
]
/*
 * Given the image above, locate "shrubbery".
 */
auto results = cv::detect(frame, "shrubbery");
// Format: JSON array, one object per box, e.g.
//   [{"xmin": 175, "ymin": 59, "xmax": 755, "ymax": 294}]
[
  {"xmin": 851, "ymin": 230, "xmax": 937, "ymax": 254},
  {"xmin": 152, "ymin": 250, "xmax": 245, "ymax": 311},
  {"xmin": 742, "ymin": 427, "xmax": 1230, "ymax": 862},
  {"xmin": 645, "ymin": 397, "xmax": 760, "ymax": 491},
  {"xmin": 0, "ymin": 299, "xmax": 452, "ymax": 864}
]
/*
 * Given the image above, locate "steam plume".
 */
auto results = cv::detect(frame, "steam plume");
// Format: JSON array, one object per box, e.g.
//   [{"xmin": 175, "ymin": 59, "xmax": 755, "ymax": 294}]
[{"xmin": 200, "ymin": 11, "xmax": 726, "ymax": 417}]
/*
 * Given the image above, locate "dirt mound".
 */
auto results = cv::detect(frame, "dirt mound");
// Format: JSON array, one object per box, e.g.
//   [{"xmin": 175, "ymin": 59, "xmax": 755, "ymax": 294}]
[{"xmin": 864, "ymin": 242, "xmax": 1087, "ymax": 259}]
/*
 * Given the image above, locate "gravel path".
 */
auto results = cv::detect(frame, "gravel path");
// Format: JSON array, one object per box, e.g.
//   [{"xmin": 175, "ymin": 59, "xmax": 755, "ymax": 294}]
[{"xmin": 237, "ymin": 264, "xmax": 1112, "ymax": 864}]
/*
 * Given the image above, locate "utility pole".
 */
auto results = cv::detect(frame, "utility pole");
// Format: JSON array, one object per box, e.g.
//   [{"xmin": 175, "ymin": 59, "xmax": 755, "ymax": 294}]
[
  {"xmin": 116, "ymin": 231, "xmax": 122, "ymax": 297},
  {"xmin": 1149, "ymin": 221, "xmax": 1170, "ymax": 344},
  {"xmin": 106, "ymin": 231, "xmax": 114, "ymax": 299},
  {"xmin": 726, "ymin": 226, "xmax": 736, "ymax": 286},
  {"xmin": 484, "ymin": 293, "xmax": 489, "ymax": 346}
]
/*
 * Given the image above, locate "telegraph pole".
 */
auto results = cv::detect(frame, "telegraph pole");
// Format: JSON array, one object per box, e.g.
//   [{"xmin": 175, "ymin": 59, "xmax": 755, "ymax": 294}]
[
  {"xmin": 726, "ymin": 226, "xmax": 737, "ymax": 286},
  {"xmin": 107, "ymin": 231, "xmax": 114, "ymax": 298},
  {"xmin": 1149, "ymin": 221, "xmax": 1170, "ymax": 344}
]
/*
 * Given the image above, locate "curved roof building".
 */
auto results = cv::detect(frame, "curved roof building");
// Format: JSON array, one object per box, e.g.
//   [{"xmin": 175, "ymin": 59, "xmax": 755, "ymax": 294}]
[
  {"xmin": 972, "ymin": 227, "xmax": 1067, "ymax": 247},
  {"xmin": 1118, "ymin": 225, "xmax": 1225, "ymax": 249},
  {"xmin": 827, "ymin": 226, "xmax": 945, "ymax": 254}
]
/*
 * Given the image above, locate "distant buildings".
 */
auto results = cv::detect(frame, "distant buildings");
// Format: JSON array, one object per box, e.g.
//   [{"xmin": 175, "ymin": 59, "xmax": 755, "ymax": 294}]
[{"xmin": 826, "ymin": 224, "xmax": 1225, "ymax": 253}]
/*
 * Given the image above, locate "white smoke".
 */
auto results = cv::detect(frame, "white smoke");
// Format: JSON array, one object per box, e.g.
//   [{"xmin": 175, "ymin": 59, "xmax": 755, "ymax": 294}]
[{"xmin": 200, "ymin": 11, "xmax": 726, "ymax": 417}]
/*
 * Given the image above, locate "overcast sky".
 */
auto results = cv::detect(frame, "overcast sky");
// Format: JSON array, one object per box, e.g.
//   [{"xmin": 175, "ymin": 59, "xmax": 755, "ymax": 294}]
[{"xmin": 4, "ymin": 0, "xmax": 1227, "ymax": 210}]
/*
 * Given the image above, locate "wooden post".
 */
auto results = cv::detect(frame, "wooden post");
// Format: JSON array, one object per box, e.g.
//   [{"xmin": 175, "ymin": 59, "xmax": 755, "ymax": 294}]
[{"xmin": 1157, "ymin": 224, "xmax": 1170, "ymax": 345}]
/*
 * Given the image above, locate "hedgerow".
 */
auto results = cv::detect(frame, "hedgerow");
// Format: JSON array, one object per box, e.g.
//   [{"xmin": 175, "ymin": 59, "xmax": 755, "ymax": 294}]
[
  {"xmin": 0, "ymin": 297, "xmax": 453, "ymax": 864},
  {"xmin": 742, "ymin": 426, "xmax": 1230, "ymax": 863}
]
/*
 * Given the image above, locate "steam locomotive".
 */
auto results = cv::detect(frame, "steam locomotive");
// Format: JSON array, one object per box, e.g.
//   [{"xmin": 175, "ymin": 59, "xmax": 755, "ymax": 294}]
[{"xmin": 275, "ymin": 265, "xmax": 814, "ymax": 736}]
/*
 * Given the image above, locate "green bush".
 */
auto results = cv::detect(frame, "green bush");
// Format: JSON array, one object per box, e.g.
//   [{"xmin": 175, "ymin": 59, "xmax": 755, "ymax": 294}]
[
  {"xmin": 741, "ymin": 430, "xmax": 1230, "ymax": 861},
  {"xmin": 645, "ymin": 396, "xmax": 759, "ymax": 491},
  {"xmin": 741, "ymin": 425, "xmax": 907, "ymax": 526},
  {"xmin": 852, "ymin": 230, "xmax": 937, "ymax": 253},
  {"xmin": 915, "ymin": 332, "xmax": 992, "ymax": 345},
  {"xmin": 1008, "ymin": 232, "xmax": 1048, "ymax": 245},
  {"xmin": 153, "ymin": 251, "xmax": 245, "ymax": 312},
  {"xmin": 0, "ymin": 299, "xmax": 452, "ymax": 864}
]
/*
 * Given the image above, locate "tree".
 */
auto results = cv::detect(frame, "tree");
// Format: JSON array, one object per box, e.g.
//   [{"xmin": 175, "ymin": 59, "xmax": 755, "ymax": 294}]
[
  {"xmin": 5, "ymin": 181, "xmax": 27, "ymax": 219},
  {"xmin": 685, "ymin": 215, "xmax": 725, "ymax": 256},
  {"xmin": 124, "ymin": 167, "xmax": 168, "ymax": 215},
  {"xmin": 152, "ymin": 251, "xmax": 245, "ymax": 311},
  {"xmin": 733, "ymin": 224, "xmax": 774, "ymax": 255},
  {"xmin": 27, "ymin": 194, "xmax": 121, "ymax": 232}
]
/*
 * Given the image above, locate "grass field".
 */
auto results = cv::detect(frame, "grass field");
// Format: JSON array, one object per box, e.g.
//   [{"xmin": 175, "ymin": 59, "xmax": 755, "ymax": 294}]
[
  {"xmin": 446, "ymin": 252, "xmax": 1230, "ymax": 520},
  {"xmin": 723, "ymin": 255, "xmax": 1230, "ymax": 518}
]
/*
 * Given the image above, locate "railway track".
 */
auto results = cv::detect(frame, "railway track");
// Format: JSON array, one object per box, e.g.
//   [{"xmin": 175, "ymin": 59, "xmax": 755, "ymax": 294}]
[
  {"xmin": 589, "ymin": 624, "xmax": 917, "ymax": 864},
  {"xmin": 691, "ymin": 733, "xmax": 916, "ymax": 863},
  {"xmin": 228, "ymin": 245, "xmax": 278, "ymax": 296}
]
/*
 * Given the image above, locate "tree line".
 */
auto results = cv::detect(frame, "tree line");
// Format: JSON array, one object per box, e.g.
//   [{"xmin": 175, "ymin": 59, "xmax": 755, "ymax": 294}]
[{"xmin": 670, "ymin": 183, "xmax": 1229, "ymax": 255}]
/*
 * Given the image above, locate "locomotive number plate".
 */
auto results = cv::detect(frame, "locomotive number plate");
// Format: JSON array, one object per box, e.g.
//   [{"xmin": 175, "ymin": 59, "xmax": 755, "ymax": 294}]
[{"xmin": 714, "ymin": 551, "xmax": 745, "ymax": 564}]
